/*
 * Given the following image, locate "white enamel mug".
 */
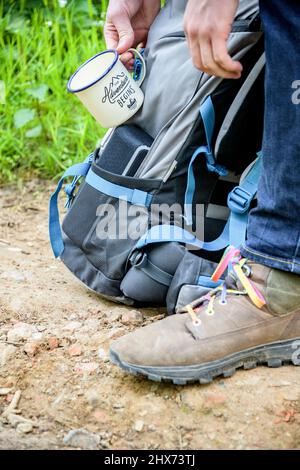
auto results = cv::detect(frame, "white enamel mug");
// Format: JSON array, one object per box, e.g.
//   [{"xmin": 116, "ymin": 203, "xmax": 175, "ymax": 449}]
[{"xmin": 67, "ymin": 49, "xmax": 146, "ymax": 128}]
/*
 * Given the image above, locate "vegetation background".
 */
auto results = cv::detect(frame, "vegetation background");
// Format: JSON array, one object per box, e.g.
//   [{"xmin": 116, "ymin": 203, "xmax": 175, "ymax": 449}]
[{"xmin": 0, "ymin": 0, "xmax": 108, "ymax": 184}]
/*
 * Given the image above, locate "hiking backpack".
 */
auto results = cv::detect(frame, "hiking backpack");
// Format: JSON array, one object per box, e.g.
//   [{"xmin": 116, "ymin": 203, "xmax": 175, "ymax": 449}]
[{"xmin": 49, "ymin": 0, "xmax": 265, "ymax": 313}]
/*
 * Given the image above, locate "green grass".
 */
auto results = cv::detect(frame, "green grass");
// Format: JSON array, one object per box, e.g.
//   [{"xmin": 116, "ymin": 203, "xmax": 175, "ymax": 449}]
[{"xmin": 0, "ymin": 0, "xmax": 109, "ymax": 184}]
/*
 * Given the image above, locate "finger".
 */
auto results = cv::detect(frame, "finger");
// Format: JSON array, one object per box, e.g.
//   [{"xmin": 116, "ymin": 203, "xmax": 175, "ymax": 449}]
[
  {"xmin": 200, "ymin": 38, "xmax": 242, "ymax": 79},
  {"xmin": 104, "ymin": 23, "xmax": 119, "ymax": 50},
  {"xmin": 120, "ymin": 51, "xmax": 134, "ymax": 63},
  {"xmin": 120, "ymin": 54, "xmax": 134, "ymax": 71},
  {"xmin": 212, "ymin": 36, "xmax": 243, "ymax": 78},
  {"xmin": 199, "ymin": 38, "xmax": 218, "ymax": 75},
  {"xmin": 128, "ymin": 58, "xmax": 135, "ymax": 68},
  {"xmin": 105, "ymin": 36, "xmax": 118, "ymax": 50},
  {"xmin": 111, "ymin": 12, "xmax": 134, "ymax": 54},
  {"xmin": 123, "ymin": 62, "xmax": 134, "ymax": 71},
  {"xmin": 187, "ymin": 31, "xmax": 204, "ymax": 71}
]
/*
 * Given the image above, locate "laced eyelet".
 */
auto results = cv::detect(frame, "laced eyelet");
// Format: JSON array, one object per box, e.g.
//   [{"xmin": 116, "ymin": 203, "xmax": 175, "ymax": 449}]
[
  {"xmin": 242, "ymin": 264, "xmax": 252, "ymax": 278},
  {"xmin": 186, "ymin": 305, "xmax": 201, "ymax": 326},
  {"xmin": 205, "ymin": 307, "xmax": 214, "ymax": 316}
]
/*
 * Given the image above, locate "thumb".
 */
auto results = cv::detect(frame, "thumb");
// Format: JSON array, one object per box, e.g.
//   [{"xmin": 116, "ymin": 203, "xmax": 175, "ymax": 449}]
[{"xmin": 113, "ymin": 14, "xmax": 135, "ymax": 54}]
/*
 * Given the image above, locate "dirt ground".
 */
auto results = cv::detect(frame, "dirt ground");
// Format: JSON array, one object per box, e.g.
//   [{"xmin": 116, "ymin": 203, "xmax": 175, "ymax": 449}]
[{"xmin": 0, "ymin": 181, "xmax": 299, "ymax": 450}]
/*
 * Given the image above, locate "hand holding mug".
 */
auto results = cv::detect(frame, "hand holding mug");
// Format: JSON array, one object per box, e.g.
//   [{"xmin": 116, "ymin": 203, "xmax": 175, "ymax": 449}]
[{"xmin": 67, "ymin": 48, "xmax": 146, "ymax": 128}]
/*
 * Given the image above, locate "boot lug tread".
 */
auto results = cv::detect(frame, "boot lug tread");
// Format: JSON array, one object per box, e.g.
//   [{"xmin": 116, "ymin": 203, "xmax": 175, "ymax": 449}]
[{"xmin": 110, "ymin": 337, "xmax": 300, "ymax": 385}]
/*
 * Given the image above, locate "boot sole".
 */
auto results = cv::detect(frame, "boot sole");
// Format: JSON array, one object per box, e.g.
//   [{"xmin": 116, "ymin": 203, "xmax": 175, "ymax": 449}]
[{"xmin": 109, "ymin": 338, "xmax": 300, "ymax": 385}]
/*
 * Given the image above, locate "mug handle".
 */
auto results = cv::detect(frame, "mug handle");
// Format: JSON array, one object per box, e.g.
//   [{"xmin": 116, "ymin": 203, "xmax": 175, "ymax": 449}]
[{"xmin": 128, "ymin": 48, "xmax": 146, "ymax": 87}]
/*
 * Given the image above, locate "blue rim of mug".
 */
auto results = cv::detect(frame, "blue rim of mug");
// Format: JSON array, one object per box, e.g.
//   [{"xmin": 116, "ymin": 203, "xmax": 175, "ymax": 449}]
[{"xmin": 67, "ymin": 49, "xmax": 119, "ymax": 93}]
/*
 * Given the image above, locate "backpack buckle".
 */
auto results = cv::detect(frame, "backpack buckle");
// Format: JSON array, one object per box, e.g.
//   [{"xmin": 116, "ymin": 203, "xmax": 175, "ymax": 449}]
[
  {"xmin": 129, "ymin": 251, "xmax": 147, "ymax": 268},
  {"xmin": 64, "ymin": 177, "xmax": 80, "ymax": 208},
  {"xmin": 227, "ymin": 186, "xmax": 253, "ymax": 214}
]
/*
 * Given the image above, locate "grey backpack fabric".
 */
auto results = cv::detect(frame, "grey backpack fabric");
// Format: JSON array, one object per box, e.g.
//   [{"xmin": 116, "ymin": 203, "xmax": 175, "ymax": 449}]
[
  {"xmin": 166, "ymin": 251, "xmax": 223, "ymax": 314},
  {"xmin": 49, "ymin": 0, "xmax": 265, "ymax": 312}
]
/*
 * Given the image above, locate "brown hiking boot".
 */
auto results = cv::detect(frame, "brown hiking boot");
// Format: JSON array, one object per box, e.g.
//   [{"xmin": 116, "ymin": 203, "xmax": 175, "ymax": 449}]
[{"xmin": 110, "ymin": 248, "xmax": 300, "ymax": 385}]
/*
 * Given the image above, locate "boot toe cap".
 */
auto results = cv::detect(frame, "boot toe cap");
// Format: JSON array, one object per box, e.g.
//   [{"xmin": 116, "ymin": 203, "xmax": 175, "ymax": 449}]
[{"xmin": 109, "ymin": 313, "xmax": 194, "ymax": 367}]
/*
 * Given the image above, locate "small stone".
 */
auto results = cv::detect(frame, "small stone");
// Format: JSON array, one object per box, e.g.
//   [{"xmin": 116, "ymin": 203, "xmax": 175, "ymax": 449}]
[
  {"xmin": 107, "ymin": 307, "xmax": 125, "ymax": 322},
  {"xmin": 63, "ymin": 428, "xmax": 100, "ymax": 450},
  {"xmin": 17, "ymin": 422, "xmax": 33, "ymax": 434},
  {"xmin": 74, "ymin": 362, "xmax": 99, "ymax": 374},
  {"xmin": 107, "ymin": 328, "xmax": 125, "ymax": 340},
  {"xmin": 68, "ymin": 344, "xmax": 82, "ymax": 357},
  {"xmin": 121, "ymin": 310, "xmax": 143, "ymax": 325},
  {"xmin": 68, "ymin": 314, "xmax": 79, "ymax": 321},
  {"xmin": 7, "ymin": 322, "xmax": 37, "ymax": 342},
  {"xmin": 63, "ymin": 321, "xmax": 82, "ymax": 332},
  {"xmin": 0, "ymin": 344, "xmax": 17, "ymax": 367},
  {"xmin": 113, "ymin": 403, "xmax": 124, "ymax": 410},
  {"xmin": 98, "ymin": 347, "xmax": 108, "ymax": 361},
  {"xmin": 133, "ymin": 420, "xmax": 144, "ymax": 432},
  {"xmin": 0, "ymin": 388, "xmax": 13, "ymax": 395},
  {"xmin": 99, "ymin": 430, "xmax": 112, "ymax": 440},
  {"xmin": 48, "ymin": 337, "xmax": 59, "ymax": 350},
  {"xmin": 148, "ymin": 424, "xmax": 156, "ymax": 432},
  {"xmin": 31, "ymin": 332, "xmax": 43, "ymax": 341},
  {"xmin": 36, "ymin": 325, "xmax": 47, "ymax": 332},
  {"xmin": 59, "ymin": 338, "xmax": 71, "ymax": 348},
  {"xmin": 24, "ymin": 341, "xmax": 40, "ymax": 357},
  {"xmin": 213, "ymin": 410, "xmax": 224, "ymax": 418},
  {"xmin": 85, "ymin": 389, "xmax": 101, "ymax": 408}
]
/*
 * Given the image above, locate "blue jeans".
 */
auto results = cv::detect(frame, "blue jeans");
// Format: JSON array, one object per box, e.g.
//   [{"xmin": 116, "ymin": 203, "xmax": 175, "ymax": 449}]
[{"xmin": 241, "ymin": 0, "xmax": 300, "ymax": 274}]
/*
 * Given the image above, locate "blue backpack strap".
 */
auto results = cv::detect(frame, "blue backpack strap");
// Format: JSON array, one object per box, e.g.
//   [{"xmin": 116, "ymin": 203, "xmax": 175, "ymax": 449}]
[
  {"xmin": 136, "ymin": 153, "xmax": 262, "ymax": 254},
  {"xmin": 85, "ymin": 169, "xmax": 153, "ymax": 207},
  {"xmin": 49, "ymin": 155, "xmax": 92, "ymax": 258},
  {"xmin": 184, "ymin": 145, "xmax": 209, "ymax": 226},
  {"xmin": 185, "ymin": 96, "xmax": 227, "ymax": 225},
  {"xmin": 136, "ymin": 222, "xmax": 229, "ymax": 252},
  {"xmin": 227, "ymin": 153, "xmax": 262, "ymax": 247}
]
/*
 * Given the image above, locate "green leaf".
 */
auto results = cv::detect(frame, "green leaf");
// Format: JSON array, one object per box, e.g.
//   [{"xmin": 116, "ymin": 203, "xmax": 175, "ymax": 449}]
[
  {"xmin": 26, "ymin": 84, "xmax": 49, "ymax": 102},
  {"xmin": 0, "ymin": 81, "xmax": 5, "ymax": 104},
  {"xmin": 14, "ymin": 108, "xmax": 36, "ymax": 129},
  {"xmin": 25, "ymin": 125, "xmax": 42, "ymax": 138}
]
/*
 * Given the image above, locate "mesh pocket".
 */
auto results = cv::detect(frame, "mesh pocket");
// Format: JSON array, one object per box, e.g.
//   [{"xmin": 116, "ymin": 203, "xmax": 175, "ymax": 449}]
[{"xmin": 96, "ymin": 124, "xmax": 153, "ymax": 176}]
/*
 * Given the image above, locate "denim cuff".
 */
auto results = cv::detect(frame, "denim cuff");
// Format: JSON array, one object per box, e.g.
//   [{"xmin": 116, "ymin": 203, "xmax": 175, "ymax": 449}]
[{"xmin": 240, "ymin": 244, "xmax": 300, "ymax": 275}]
